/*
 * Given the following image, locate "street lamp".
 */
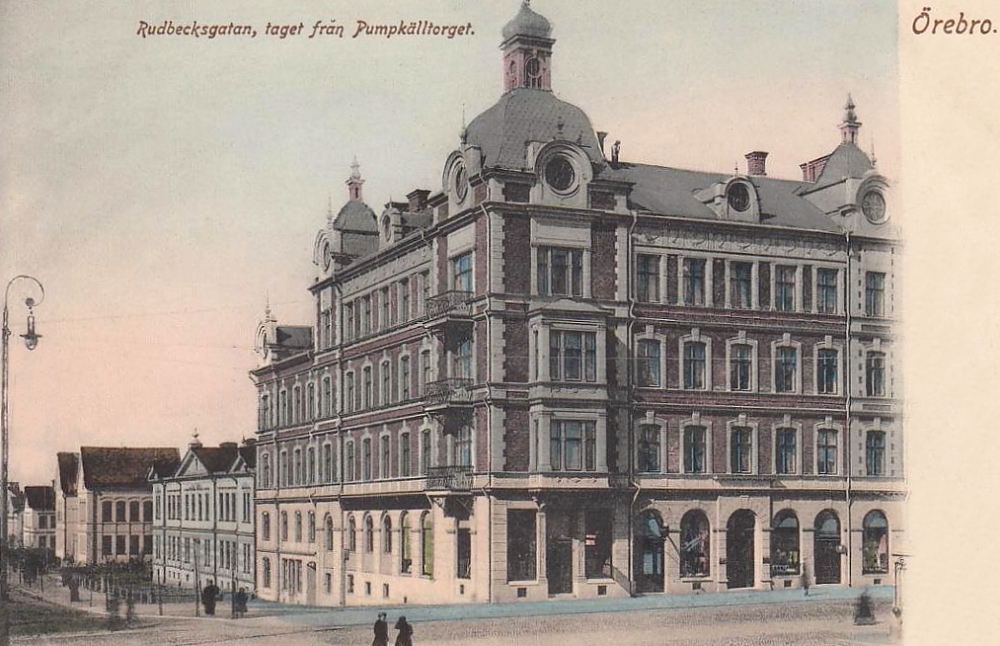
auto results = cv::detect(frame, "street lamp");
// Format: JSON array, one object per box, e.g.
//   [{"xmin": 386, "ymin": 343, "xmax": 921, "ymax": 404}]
[{"xmin": 1, "ymin": 275, "xmax": 45, "ymax": 646}]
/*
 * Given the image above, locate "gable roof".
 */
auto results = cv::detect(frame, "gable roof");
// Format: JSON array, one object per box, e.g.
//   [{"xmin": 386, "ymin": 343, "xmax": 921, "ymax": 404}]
[
  {"xmin": 149, "ymin": 456, "xmax": 182, "ymax": 480},
  {"xmin": 190, "ymin": 446, "xmax": 241, "ymax": 474},
  {"xmin": 57, "ymin": 452, "xmax": 79, "ymax": 497},
  {"xmin": 610, "ymin": 163, "xmax": 842, "ymax": 233},
  {"xmin": 24, "ymin": 486, "xmax": 55, "ymax": 511},
  {"xmin": 80, "ymin": 446, "xmax": 180, "ymax": 489}
]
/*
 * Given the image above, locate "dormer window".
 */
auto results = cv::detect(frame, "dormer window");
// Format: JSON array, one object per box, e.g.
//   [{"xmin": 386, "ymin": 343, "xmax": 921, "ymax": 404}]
[
  {"xmin": 727, "ymin": 183, "xmax": 750, "ymax": 212},
  {"xmin": 544, "ymin": 156, "xmax": 575, "ymax": 193},
  {"xmin": 454, "ymin": 164, "xmax": 469, "ymax": 201}
]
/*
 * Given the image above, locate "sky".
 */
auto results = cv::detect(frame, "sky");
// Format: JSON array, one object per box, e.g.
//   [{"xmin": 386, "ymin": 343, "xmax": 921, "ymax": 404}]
[{"xmin": 0, "ymin": 0, "xmax": 899, "ymax": 486}]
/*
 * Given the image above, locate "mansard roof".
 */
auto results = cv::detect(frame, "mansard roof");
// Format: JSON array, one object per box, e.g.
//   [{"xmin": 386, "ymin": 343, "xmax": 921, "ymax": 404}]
[
  {"xmin": 811, "ymin": 142, "xmax": 874, "ymax": 190},
  {"xmin": 332, "ymin": 200, "xmax": 378, "ymax": 234}
]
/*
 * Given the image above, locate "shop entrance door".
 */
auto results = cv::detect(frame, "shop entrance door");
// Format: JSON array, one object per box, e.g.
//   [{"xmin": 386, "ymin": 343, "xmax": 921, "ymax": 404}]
[
  {"xmin": 547, "ymin": 538, "xmax": 573, "ymax": 595},
  {"xmin": 814, "ymin": 511, "xmax": 841, "ymax": 585},
  {"xmin": 726, "ymin": 510, "xmax": 755, "ymax": 589}
]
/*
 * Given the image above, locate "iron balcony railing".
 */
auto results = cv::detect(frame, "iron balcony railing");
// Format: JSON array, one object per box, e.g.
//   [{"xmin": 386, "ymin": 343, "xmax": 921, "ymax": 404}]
[
  {"xmin": 424, "ymin": 377, "xmax": 473, "ymax": 407},
  {"xmin": 426, "ymin": 465, "xmax": 472, "ymax": 491},
  {"xmin": 426, "ymin": 290, "xmax": 473, "ymax": 319}
]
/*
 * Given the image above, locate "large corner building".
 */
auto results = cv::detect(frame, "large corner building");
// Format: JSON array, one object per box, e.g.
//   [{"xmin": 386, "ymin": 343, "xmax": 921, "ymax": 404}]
[{"xmin": 250, "ymin": 2, "xmax": 902, "ymax": 606}]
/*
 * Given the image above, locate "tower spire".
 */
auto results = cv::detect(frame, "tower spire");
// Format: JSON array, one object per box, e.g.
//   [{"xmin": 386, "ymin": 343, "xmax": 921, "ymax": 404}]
[
  {"xmin": 501, "ymin": 0, "xmax": 554, "ymax": 92},
  {"xmin": 347, "ymin": 156, "xmax": 365, "ymax": 201},
  {"xmin": 839, "ymin": 93, "xmax": 862, "ymax": 145}
]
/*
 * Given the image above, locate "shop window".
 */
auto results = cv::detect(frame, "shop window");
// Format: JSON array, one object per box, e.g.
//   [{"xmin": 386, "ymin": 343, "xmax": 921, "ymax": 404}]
[
  {"xmin": 639, "ymin": 512, "xmax": 665, "ymax": 583},
  {"xmin": 421, "ymin": 514, "xmax": 434, "ymax": 577},
  {"xmin": 262, "ymin": 558, "xmax": 271, "ymax": 588},
  {"xmin": 680, "ymin": 510, "xmax": 710, "ymax": 577},
  {"xmin": 585, "ymin": 512, "xmax": 613, "ymax": 579},
  {"xmin": 400, "ymin": 513, "xmax": 412, "ymax": 573},
  {"xmin": 365, "ymin": 515, "xmax": 374, "ymax": 553},
  {"xmin": 507, "ymin": 510, "xmax": 537, "ymax": 581},
  {"xmin": 684, "ymin": 426, "xmax": 707, "ymax": 474},
  {"xmin": 862, "ymin": 511, "xmax": 889, "ymax": 574},
  {"xmin": 537, "ymin": 247, "xmax": 583, "ymax": 297},
  {"xmin": 638, "ymin": 424, "xmax": 660, "ymax": 473},
  {"xmin": 770, "ymin": 511, "xmax": 800, "ymax": 576},
  {"xmin": 383, "ymin": 516, "xmax": 392, "ymax": 554},
  {"xmin": 636, "ymin": 339, "xmax": 661, "ymax": 387}
]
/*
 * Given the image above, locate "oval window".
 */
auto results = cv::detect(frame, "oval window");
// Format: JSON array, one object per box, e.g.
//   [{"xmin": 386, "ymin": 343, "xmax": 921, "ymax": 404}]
[
  {"xmin": 728, "ymin": 183, "xmax": 750, "ymax": 212},
  {"xmin": 544, "ymin": 156, "xmax": 576, "ymax": 192},
  {"xmin": 861, "ymin": 191, "xmax": 886, "ymax": 223},
  {"xmin": 454, "ymin": 165, "xmax": 468, "ymax": 201}
]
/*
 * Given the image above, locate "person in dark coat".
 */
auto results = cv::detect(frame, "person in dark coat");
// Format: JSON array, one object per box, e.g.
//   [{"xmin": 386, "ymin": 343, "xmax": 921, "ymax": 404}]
[
  {"xmin": 372, "ymin": 612, "xmax": 389, "ymax": 646},
  {"xmin": 394, "ymin": 616, "xmax": 414, "ymax": 646},
  {"xmin": 234, "ymin": 587, "xmax": 249, "ymax": 618},
  {"xmin": 201, "ymin": 580, "xmax": 220, "ymax": 616}
]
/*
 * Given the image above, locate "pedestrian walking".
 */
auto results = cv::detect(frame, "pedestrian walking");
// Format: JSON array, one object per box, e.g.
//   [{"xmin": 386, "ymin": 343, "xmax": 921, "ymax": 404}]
[
  {"xmin": 234, "ymin": 587, "xmax": 249, "ymax": 619},
  {"xmin": 394, "ymin": 615, "xmax": 414, "ymax": 646},
  {"xmin": 201, "ymin": 580, "xmax": 220, "ymax": 616},
  {"xmin": 800, "ymin": 563, "xmax": 811, "ymax": 596},
  {"xmin": 372, "ymin": 611, "xmax": 389, "ymax": 646}
]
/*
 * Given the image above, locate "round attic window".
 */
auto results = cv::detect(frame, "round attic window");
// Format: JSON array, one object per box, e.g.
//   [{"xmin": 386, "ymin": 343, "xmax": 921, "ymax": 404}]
[
  {"xmin": 544, "ymin": 155, "xmax": 576, "ymax": 193},
  {"xmin": 322, "ymin": 241, "xmax": 332, "ymax": 270},
  {"xmin": 454, "ymin": 164, "xmax": 469, "ymax": 201},
  {"xmin": 382, "ymin": 215, "xmax": 392, "ymax": 240},
  {"xmin": 727, "ymin": 183, "xmax": 750, "ymax": 212},
  {"xmin": 861, "ymin": 190, "xmax": 887, "ymax": 224}
]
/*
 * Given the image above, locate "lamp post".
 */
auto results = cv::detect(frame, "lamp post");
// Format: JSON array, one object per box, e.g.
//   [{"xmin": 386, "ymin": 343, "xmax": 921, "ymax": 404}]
[{"xmin": 1, "ymin": 275, "xmax": 45, "ymax": 646}]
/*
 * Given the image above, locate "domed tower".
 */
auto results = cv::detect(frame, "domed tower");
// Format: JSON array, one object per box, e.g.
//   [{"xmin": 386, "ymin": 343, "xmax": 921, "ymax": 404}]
[{"xmin": 501, "ymin": 1, "xmax": 554, "ymax": 92}]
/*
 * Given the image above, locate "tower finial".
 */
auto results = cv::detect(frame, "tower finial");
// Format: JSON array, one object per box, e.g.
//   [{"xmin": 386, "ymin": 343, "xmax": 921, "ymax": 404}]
[
  {"xmin": 839, "ymin": 93, "xmax": 861, "ymax": 145},
  {"xmin": 347, "ymin": 157, "xmax": 365, "ymax": 201},
  {"xmin": 350, "ymin": 155, "xmax": 361, "ymax": 180},
  {"xmin": 264, "ymin": 292, "xmax": 271, "ymax": 319}
]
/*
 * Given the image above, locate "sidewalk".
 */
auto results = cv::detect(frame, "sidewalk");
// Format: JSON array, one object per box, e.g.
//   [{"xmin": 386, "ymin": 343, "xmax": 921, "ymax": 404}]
[{"xmin": 18, "ymin": 573, "xmax": 894, "ymax": 629}]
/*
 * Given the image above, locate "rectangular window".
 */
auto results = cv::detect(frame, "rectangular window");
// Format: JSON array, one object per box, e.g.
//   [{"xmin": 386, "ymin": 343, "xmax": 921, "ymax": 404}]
[
  {"xmin": 730, "ymin": 344, "xmax": 752, "ymax": 391},
  {"xmin": 684, "ymin": 426, "xmax": 706, "ymax": 473},
  {"xmin": 399, "ymin": 279, "xmax": 410, "ymax": 322},
  {"xmin": 420, "ymin": 430, "xmax": 431, "ymax": 475},
  {"xmin": 549, "ymin": 330, "xmax": 597, "ymax": 382},
  {"xmin": 506, "ymin": 510, "xmax": 537, "ymax": 582},
  {"xmin": 321, "ymin": 309, "xmax": 332, "ymax": 348},
  {"xmin": 344, "ymin": 303, "xmax": 354, "ymax": 341},
  {"xmin": 102, "ymin": 501, "xmax": 113, "ymax": 522},
  {"xmin": 380, "ymin": 436, "xmax": 391, "ymax": 479},
  {"xmin": 453, "ymin": 339, "xmax": 471, "ymax": 380},
  {"xmin": 637, "ymin": 340, "xmax": 661, "ymax": 387},
  {"xmin": 345, "ymin": 443, "xmax": 355, "ymax": 482},
  {"xmin": 818, "ymin": 349, "xmax": 838, "ymax": 394},
  {"xmin": 866, "ymin": 431, "xmax": 885, "ymax": 476},
  {"xmin": 116, "ymin": 501, "xmax": 127, "ymax": 522},
  {"xmin": 400, "ymin": 433, "xmax": 411, "ymax": 477},
  {"xmin": 456, "ymin": 425, "xmax": 473, "ymax": 468},
  {"xmin": 537, "ymin": 247, "xmax": 584, "ymax": 296},
  {"xmin": 420, "ymin": 271, "xmax": 430, "ymax": 315},
  {"xmin": 817, "ymin": 429, "xmax": 838, "ymax": 475},
  {"xmin": 362, "ymin": 295, "xmax": 372, "ymax": 335},
  {"xmin": 130, "ymin": 534, "xmax": 140, "ymax": 555},
  {"xmin": 775, "ymin": 265, "xmax": 796, "ymax": 311},
  {"xmin": 683, "ymin": 342, "xmax": 706, "ymax": 390},
  {"xmin": 401, "ymin": 355, "xmax": 411, "ymax": 400},
  {"xmin": 730, "ymin": 262, "xmax": 753, "ymax": 309},
  {"xmin": 419, "ymin": 351, "xmax": 431, "ymax": 396},
  {"xmin": 638, "ymin": 424, "xmax": 660, "ymax": 472},
  {"xmin": 865, "ymin": 272, "xmax": 885, "ymax": 317},
  {"xmin": 381, "ymin": 287, "xmax": 390, "ymax": 328},
  {"xmin": 307, "ymin": 384, "xmax": 315, "ymax": 421},
  {"xmin": 816, "ymin": 268, "xmax": 838, "ymax": 313},
  {"xmin": 363, "ymin": 367, "xmax": 372, "ymax": 409},
  {"xmin": 637, "ymin": 254, "xmax": 660, "ymax": 302},
  {"xmin": 102, "ymin": 535, "xmax": 112, "ymax": 556},
  {"xmin": 452, "ymin": 252, "xmax": 473, "ymax": 293},
  {"xmin": 866, "ymin": 352, "xmax": 886, "ymax": 397},
  {"xmin": 457, "ymin": 529, "xmax": 472, "ymax": 580},
  {"xmin": 362, "ymin": 438, "xmax": 372, "ymax": 481},
  {"xmin": 775, "ymin": 346, "xmax": 797, "ymax": 393},
  {"xmin": 584, "ymin": 512, "xmax": 613, "ymax": 579},
  {"xmin": 775, "ymin": 429, "xmax": 797, "ymax": 475},
  {"xmin": 322, "ymin": 377, "xmax": 332, "ymax": 417},
  {"xmin": 682, "ymin": 258, "xmax": 706, "ymax": 306},
  {"xmin": 381, "ymin": 361, "xmax": 392, "ymax": 406},
  {"xmin": 116, "ymin": 535, "xmax": 126, "ymax": 555},
  {"xmin": 550, "ymin": 421, "xmax": 597, "ymax": 471},
  {"xmin": 346, "ymin": 373, "xmax": 355, "ymax": 413},
  {"xmin": 730, "ymin": 428, "xmax": 753, "ymax": 474}
]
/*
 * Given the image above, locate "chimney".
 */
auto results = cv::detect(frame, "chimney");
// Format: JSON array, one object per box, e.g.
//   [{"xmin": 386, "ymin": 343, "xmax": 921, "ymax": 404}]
[
  {"xmin": 219, "ymin": 442, "xmax": 238, "ymax": 450},
  {"xmin": 596, "ymin": 131, "xmax": 608, "ymax": 156},
  {"xmin": 242, "ymin": 437, "xmax": 257, "ymax": 448},
  {"xmin": 745, "ymin": 151, "xmax": 768, "ymax": 176},
  {"xmin": 406, "ymin": 189, "xmax": 431, "ymax": 212}
]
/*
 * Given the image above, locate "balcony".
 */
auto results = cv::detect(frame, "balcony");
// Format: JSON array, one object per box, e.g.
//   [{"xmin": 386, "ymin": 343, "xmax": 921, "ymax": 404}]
[
  {"xmin": 425, "ymin": 466, "xmax": 472, "ymax": 492},
  {"xmin": 424, "ymin": 377, "xmax": 473, "ymax": 413},
  {"xmin": 424, "ymin": 291, "xmax": 473, "ymax": 332}
]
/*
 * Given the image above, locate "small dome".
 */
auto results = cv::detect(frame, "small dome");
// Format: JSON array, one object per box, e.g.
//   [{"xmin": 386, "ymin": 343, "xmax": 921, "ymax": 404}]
[{"xmin": 502, "ymin": 1, "xmax": 552, "ymax": 41}]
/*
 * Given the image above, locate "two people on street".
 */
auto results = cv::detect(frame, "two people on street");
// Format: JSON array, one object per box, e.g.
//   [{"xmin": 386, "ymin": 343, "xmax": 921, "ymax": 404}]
[{"xmin": 373, "ymin": 613, "xmax": 414, "ymax": 646}]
